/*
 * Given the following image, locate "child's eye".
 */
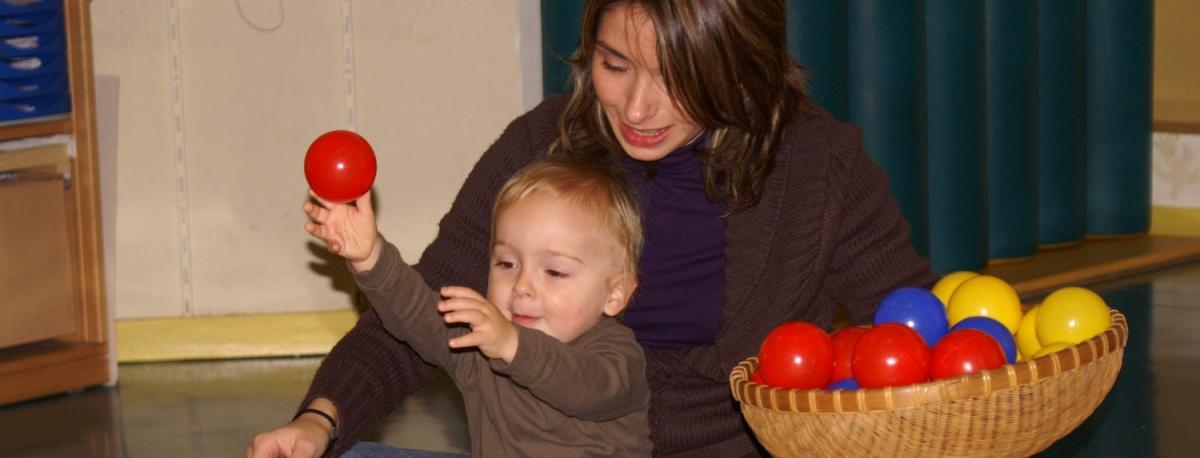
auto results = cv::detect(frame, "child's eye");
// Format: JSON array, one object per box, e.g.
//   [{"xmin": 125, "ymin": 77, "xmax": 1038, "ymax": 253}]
[
  {"xmin": 601, "ymin": 59, "xmax": 626, "ymax": 74},
  {"xmin": 545, "ymin": 269, "xmax": 568, "ymax": 279},
  {"xmin": 494, "ymin": 261, "xmax": 515, "ymax": 269}
]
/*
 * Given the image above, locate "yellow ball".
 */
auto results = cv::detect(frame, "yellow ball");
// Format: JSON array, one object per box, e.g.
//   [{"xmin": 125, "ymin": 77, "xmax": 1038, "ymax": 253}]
[
  {"xmin": 1032, "ymin": 341, "xmax": 1072, "ymax": 358},
  {"xmin": 1035, "ymin": 286, "xmax": 1111, "ymax": 345},
  {"xmin": 946, "ymin": 275, "xmax": 1023, "ymax": 334},
  {"xmin": 931, "ymin": 271, "xmax": 980, "ymax": 308},
  {"xmin": 1016, "ymin": 306, "xmax": 1041, "ymax": 360}
]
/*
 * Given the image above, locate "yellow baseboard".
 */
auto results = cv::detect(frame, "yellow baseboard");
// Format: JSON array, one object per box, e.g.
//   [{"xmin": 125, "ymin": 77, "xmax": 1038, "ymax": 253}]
[
  {"xmin": 1151, "ymin": 205, "xmax": 1200, "ymax": 237},
  {"xmin": 115, "ymin": 310, "xmax": 360, "ymax": 363}
]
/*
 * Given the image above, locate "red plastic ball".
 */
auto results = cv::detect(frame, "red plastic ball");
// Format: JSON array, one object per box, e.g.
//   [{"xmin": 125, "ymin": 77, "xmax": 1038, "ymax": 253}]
[
  {"xmin": 750, "ymin": 371, "xmax": 766, "ymax": 385},
  {"xmin": 830, "ymin": 326, "xmax": 868, "ymax": 382},
  {"xmin": 304, "ymin": 130, "xmax": 377, "ymax": 203},
  {"xmin": 929, "ymin": 328, "xmax": 1007, "ymax": 380},
  {"xmin": 757, "ymin": 321, "xmax": 834, "ymax": 389},
  {"xmin": 851, "ymin": 323, "xmax": 930, "ymax": 388}
]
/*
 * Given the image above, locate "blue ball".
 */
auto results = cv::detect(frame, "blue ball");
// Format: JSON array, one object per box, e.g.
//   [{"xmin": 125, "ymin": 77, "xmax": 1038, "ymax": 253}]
[
  {"xmin": 951, "ymin": 316, "xmax": 1018, "ymax": 364},
  {"xmin": 827, "ymin": 378, "xmax": 860, "ymax": 391},
  {"xmin": 873, "ymin": 286, "xmax": 949, "ymax": 346}
]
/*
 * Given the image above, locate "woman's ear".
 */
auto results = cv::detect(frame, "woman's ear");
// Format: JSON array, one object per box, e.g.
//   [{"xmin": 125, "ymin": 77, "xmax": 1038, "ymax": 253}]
[{"xmin": 603, "ymin": 273, "xmax": 638, "ymax": 317}]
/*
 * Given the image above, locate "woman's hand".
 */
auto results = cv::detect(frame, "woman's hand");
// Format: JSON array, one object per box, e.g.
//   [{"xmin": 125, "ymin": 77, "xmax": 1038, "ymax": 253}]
[
  {"xmin": 245, "ymin": 416, "xmax": 330, "ymax": 458},
  {"xmin": 439, "ymin": 286, "xmax": 519, "ymax": 363},
  {"xmin": 303, "ymin": 190, "xmax": 382, "ymax": 272}
]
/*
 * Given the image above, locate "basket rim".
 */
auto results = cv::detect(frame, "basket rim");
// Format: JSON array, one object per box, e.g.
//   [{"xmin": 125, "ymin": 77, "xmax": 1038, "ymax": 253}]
[{"xmin": 729, "ymin": 308, "xmax": 1128, "ymax": 413}]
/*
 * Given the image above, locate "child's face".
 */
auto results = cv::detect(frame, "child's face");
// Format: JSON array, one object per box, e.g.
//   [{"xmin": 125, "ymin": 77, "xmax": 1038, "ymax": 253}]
[{"xmin": 487, "ymin": 191, "xmax": 633, "ymax": 344}]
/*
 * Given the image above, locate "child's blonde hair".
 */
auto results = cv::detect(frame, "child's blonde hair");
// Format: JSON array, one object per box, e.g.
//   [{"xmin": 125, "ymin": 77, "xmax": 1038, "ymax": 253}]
[{"xmin": 493, "ymin": 157, "xmax": 643, "ymax": 277}]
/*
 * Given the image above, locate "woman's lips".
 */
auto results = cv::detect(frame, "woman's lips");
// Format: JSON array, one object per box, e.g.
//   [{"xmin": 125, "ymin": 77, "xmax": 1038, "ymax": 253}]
[{"xmin": 619, "ymin": 122, "xmax": 671, "ymax": 148}]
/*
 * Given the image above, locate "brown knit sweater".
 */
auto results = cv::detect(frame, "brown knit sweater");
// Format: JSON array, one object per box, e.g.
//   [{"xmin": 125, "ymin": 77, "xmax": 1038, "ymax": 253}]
[{"xmin": 303, "ymin": 94, "xmax": 937, "ymax": 457}]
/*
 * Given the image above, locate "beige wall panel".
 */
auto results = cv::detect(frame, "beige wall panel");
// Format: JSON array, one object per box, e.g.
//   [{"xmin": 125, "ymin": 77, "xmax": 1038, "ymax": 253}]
[
  {"xmin": 91, "ymin": 1, "xmax": 184, "ymax": 318},
  {"xmin": 352, "ymin": 0, "xmax": 523, "ymax": 261},
  {"xmin": 180, "ymin": 1, "xmax": 349, "ymax": 315}
]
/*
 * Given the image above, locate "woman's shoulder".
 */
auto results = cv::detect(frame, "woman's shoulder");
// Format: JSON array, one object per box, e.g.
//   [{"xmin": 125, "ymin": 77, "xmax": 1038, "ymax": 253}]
[
  {"xmin": 508, "ymin": 93, "xmax": 571, "ymax": 142},
  {"xmin": 774, "ymin": 106, "xmax": 876, "ymax": 181}
]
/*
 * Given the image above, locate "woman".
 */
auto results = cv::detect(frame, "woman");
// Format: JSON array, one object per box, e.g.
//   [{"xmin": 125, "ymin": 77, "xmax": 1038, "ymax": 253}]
[{"xmin": 249, "ymin": 1, "xmax": 935, "ymax": 456}]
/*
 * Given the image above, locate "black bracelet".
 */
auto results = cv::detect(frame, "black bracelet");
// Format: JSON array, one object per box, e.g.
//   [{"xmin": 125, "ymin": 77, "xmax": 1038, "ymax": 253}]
[{"xmin": 293, "ymin": 408, "xmax": 339, "ymax": 439}]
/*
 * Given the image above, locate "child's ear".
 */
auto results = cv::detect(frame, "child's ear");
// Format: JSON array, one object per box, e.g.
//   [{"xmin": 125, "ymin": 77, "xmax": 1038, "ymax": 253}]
[{"xmin": 603, "ymin": 273, "xmax": 637, "ymax": 317}]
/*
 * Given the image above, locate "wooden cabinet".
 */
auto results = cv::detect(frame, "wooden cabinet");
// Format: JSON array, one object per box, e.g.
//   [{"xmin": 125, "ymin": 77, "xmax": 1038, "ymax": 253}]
[{"xmin": 0, "ymin": 0, "xmax": 111, "ymax": 406}]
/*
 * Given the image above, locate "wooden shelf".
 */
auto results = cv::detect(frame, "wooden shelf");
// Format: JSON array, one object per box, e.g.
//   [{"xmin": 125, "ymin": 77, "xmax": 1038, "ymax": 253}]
[
  {"xmin": 0, "ymin": 0, "xmax": 111, "ymax": 406},
  {"xmin": 0, "ymin": 143, "xmax": 70, "ymax": 174},
  {"xmin": 0, "ymin": 341, "xmax": 110, "ymax": 406},
  {"xmin": 0, "ymin": 117, "xmax": 72, "ymax": 142},
  {"xmin": 984, "ymin": 235, "xmax": 1200, "ymax": 298}
]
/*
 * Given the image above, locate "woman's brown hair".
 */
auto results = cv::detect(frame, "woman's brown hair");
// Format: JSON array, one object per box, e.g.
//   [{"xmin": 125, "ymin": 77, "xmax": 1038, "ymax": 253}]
[{"xmin": 549, "ymin": 0, "xmax": 813, "ymax": 213}]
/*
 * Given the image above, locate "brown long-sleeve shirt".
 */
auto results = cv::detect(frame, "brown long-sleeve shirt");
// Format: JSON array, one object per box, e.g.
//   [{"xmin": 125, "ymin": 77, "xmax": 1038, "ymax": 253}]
[
  {"xmin": 304, "ymin": 94, "xmax": 937, "ymax": 457},
  {"xmin": 355, "ymin": 241, "xmax": 651, "ymax": 457}
]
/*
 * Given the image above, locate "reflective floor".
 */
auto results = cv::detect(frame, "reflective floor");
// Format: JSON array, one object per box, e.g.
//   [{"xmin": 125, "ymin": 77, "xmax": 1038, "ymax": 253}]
[{"xmin": 2, "ymin": 261, "xmax": 1199, "ymax": 457}]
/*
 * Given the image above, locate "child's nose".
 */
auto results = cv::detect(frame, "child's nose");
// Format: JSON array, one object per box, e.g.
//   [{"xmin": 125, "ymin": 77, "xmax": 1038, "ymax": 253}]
[{"xmin": 513, "ymin": 271, "xmax": 535, "ymax": 298}]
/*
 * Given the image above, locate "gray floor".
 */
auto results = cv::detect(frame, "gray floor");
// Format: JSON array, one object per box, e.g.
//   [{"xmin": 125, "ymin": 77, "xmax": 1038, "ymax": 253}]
[{"xmin": 3, "ymin": 261, "xmax": 1200, "ymax": 457}]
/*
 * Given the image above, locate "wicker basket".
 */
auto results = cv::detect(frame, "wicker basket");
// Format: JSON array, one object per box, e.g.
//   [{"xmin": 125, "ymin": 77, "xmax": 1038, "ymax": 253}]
[{"xmin": 729, "ymin": 309, "xmax": 1128, "ymax": 457}]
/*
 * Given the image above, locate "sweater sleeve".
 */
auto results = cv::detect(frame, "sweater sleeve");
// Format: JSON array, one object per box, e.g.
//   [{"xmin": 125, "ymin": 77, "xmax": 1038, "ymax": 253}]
[
  {"xmin": 488, "ymin": 319, "xmax": 650, "ymax": 421},
  {"xmin": 353, "ymin": 240, "xmax": 459, "ymax": 370},
  {"xmin": 300, "ymin": 96, "xmax": 566, "ymax": 457},
  {"xmin": 822, "ymin": 123, "xmax": 940, "ymax": 324}
]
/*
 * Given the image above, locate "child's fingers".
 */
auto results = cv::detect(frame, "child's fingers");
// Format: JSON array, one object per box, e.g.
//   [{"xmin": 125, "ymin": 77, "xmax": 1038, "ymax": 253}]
[
  {"xmin": 442, "ymin": 304, "xmax": 486, "ymax": 327},
  {"xmin": 354, "ymin": 190, "xmax": 374, "ymax": 217},
  {"xmin": 448, "ymin": 330, "xmax": 483, "ymax": 349},
  {"xmin": 308, "ymin": 189, "xmax": 335, "ymax": 208},
  {"xmin": 440, "ymin": 286, "xmax": 486, "ymax": 302}
]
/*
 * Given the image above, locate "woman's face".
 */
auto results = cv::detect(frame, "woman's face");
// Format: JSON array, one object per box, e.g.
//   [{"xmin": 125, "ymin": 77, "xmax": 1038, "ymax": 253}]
[{"xmin": 591, "ymin": 4, "xmax": 703, "ymax": 162}]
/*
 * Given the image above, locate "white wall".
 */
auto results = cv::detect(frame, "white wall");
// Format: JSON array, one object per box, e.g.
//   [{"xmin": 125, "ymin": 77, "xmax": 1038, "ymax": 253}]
[{"xmin": 92, "ymin": 0, "xmax": 535, "ymax": 318}]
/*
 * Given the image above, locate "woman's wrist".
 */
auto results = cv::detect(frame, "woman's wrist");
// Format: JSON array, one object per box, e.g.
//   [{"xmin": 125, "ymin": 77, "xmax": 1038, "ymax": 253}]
[{"xmin": 295, "ymin": 398, "xmax": 340, "ymax": 439}]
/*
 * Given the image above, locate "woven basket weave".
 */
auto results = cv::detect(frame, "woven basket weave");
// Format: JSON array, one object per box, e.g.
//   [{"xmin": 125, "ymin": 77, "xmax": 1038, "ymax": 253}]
[{"xmin": 729, "ymin": 309, "xmax": 1127, "ymax": 457}]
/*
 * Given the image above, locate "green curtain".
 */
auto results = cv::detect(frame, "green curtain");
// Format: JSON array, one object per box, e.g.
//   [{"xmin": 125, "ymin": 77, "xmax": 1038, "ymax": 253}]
[
  {"xmin": 1084, "ymin": 0, "xmax": 1154, "ymax": 236},
  {"xmin": 541, "ymin": 0, "xmax": 586, "ymax": 97},
  {"xmin": 985, "ymin": 0, "xmax": 1038, "ymax": 260},
  {"xmin": 847, "ymin": 0, "xmax": 927, "ymax": 255},
  {"xmin": 923, "ymin": 0, "xmax": 987, "ymax": 273},
  {"xmin": 786, "ymin": 0, "xmax": 849, "ymax": 120},
  {"xmin": 1036, "ymin": 0, "xmax": 1086, "ymax": 247}
]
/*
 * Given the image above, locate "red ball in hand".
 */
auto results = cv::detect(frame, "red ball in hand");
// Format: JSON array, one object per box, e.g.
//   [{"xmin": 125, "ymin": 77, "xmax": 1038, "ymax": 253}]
[
  {"xmin": 830, "ymin": 326, "xmax": 868, "ymax": 382},
  {"xmin": 304, "ymin": 130, "xmax": 377, "ymax": 203},
  {"xmin": 929, "ymin": 329, "xmax": 1007, "ymax": 380},
  {"xmin": 851, "ymin": 323, "xmax": 930, "ymax": 388},
  {"xmin": 757, "ymin": 321, "xmax": 834, "ymax": 390}
]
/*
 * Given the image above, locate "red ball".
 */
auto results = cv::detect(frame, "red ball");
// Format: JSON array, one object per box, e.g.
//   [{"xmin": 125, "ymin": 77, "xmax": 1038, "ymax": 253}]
[
  {"xmin": 750, "ymin": 371, "xmax": 766, "ymax": 385},
  {"xmin": 851, "ymin": 323, "xmax": 930, "ymax": 388},
  {"xmin": 929, "ymin": 328, "xmax": 1007, "ymax": 380},
  {"xmin": 304, "ymin": 130, "xmax": 377, "ymax": 203},
  {"xmin": 757, "ymin": 321, "xmax": 834, "ymax": 389},
  {"xmin": 830, "ymin": 326, "xmax": 868, "ymax": 382}
]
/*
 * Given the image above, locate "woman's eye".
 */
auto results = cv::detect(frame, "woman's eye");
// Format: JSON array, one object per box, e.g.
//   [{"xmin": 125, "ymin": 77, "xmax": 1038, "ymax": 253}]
[
  {"xmin": 546, "ymin": 269, "xmax": 568, "ymax": 279},
  {"xmin": 601, "ymin": 59, "xmax": 626, "ymax": 73},
  {"xmin": 494, "ymin": 261, "xmax": 515, "ymax": 269}
]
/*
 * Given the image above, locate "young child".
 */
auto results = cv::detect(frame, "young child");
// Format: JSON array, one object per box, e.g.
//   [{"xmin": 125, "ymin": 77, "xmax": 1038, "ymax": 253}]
[{"xmin": 324, "ymin": 157, "xmax": 651, "ymax": 456}]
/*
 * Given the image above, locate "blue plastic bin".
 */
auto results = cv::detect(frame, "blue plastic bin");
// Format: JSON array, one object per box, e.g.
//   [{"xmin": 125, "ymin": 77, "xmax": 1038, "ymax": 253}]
[
  {"xmin": 0, "ymin": 32, "xmax": 63, "ymax": 57},
  {"xmin": 0, "ymin": 91, "xmax": 69, "ymax": 122},
  {"xmin": 0, "ymin": 0, "xmax": 62, "ymax": 16},
  {"xmin": 0, "ymin": 9, "xmax": 61, "ymax": 38},
  {"xmin": 0, "ymin": 71, "xmax": 64, "ymax": 100}
]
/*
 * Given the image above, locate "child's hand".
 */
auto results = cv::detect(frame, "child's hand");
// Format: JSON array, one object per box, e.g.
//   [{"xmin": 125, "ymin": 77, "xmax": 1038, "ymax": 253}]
[
  {"xmin": 303, "ymin": 190, "xmax": 381, "ymax": 271},
  {"xmin": 438, "ymin": 286, "xmax": 519, "ymax": 363}
]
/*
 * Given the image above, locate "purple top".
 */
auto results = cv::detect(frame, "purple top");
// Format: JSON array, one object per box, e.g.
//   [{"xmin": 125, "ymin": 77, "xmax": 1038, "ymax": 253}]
[{"xmin": 620, "ymin": 134, "xmax": 727, "ymax": 349}]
